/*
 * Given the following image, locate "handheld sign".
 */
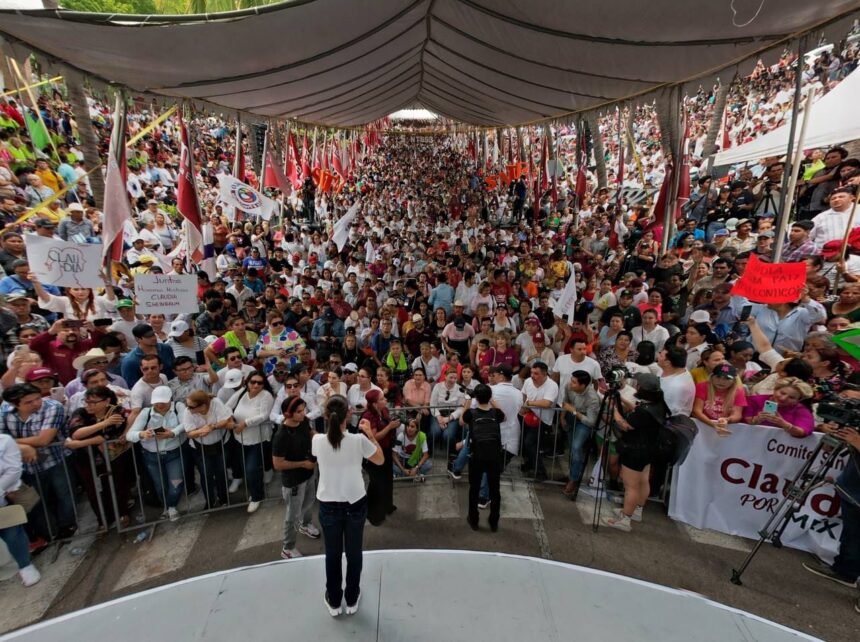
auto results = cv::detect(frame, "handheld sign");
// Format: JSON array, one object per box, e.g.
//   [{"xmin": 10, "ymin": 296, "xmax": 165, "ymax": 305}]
[
  {"xmin": 730, "ymin": 254, "xmax": 806, "ymax": 304},
  {"xmin": 25, "ymin": 234, "xmax": 104, "ymax": 288},
  {"xmin": 134, "ymin": 274, "xmax": 198, "ymax": 314}
]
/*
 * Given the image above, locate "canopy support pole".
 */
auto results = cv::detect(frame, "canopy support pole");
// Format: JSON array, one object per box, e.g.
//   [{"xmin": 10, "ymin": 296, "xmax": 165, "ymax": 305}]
[{"xmin": 773, "ymin": 37, "xmax": 808, "ymax": 255}]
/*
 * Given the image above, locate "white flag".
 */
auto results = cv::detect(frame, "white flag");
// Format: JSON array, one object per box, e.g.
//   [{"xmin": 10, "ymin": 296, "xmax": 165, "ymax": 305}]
[
  {"xmin": 217, "ymin": 174, "xmax": 278, "ymax": 221},
  {"xmin": 365, "ymin": 239, "xmax": 376, "ymax": 264},
  {"xmin": 332, "ymin": 202, "xmax": 360, "ymax": 252},
  {"xmin": 552, "ymin": 269, "xmax": 578, "ymax": 322}
]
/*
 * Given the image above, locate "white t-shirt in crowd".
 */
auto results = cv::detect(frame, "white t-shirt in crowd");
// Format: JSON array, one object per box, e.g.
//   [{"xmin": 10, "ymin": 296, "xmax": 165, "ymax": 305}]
[
  {"xmin": 660, "ymin": 370, "xmax": 696, "ymax": 416},
  {"xmin": 521, "ymin": 376, "xmax": 559, "ymax": 425},
  {"xmin": 552, "ymin": 354, "xmax": 602, "ymax": 404},
  {"xmin": 312, "ymin": 432, "xmax": 377, "ymax": 504}
]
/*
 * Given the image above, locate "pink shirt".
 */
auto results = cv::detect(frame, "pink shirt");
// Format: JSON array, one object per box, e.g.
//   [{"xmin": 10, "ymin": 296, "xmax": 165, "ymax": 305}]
[{"xmin": 695, "ymin": 381, "xmax": 747, "ymax": 420}]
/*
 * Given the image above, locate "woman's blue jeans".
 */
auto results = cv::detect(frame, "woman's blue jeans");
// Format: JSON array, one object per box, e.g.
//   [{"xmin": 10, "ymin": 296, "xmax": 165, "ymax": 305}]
[{"xmin": 142, "ymin": 447, "xmax": 185, "ymax": 509}]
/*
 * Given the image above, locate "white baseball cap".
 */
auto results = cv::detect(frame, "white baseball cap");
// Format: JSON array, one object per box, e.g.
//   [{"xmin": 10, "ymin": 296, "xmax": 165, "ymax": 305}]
[
  {"xmin": 168, "ymin": 319, "xmax": 190, "ymax": 338},
  {"xmin": 151, "ymin": 386, "xmax": 172, "ymax": 404},
  {"xmin": 223, "ymin": 369, "xmax": 245, "ymax": 389}
]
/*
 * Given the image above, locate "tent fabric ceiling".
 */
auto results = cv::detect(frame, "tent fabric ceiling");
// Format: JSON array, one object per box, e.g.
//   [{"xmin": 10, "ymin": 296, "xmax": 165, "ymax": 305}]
[{"xmin": 1, "ymin": 0, "xmax": 859, "ymax": 127}]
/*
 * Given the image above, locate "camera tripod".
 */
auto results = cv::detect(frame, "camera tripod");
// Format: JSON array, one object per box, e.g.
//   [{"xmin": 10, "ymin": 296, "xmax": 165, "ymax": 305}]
[
  {"xmin": 591, "ymin": 386, "xmax": 624, "ymax": 532},
  {"xmin": 730, "ymin": 434, "xmax": 847, "ymax": 585},
  {"xmin": 755, "ymin": 183, "xmax": 780, "ymax": 218}
]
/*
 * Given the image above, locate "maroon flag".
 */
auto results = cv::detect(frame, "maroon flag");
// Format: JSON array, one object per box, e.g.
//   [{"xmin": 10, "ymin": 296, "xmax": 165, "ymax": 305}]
[
  {"xmin": 332, "ymin": 139, "xmax": 344, "ymax": 177},
  {"xmin": 288, "ymin": 131, "xmax": 301, "ymax": 175},
  {"xmin": 102, "ymin": 100, "xmax": 131, "ymax": 265},
  {"xmin": 177, "ymin": 115, "xmax": 203, "ymax": 262},
  {"xmin": 647, "ymin": 163, "xmax": 673, "ymax": 238}
]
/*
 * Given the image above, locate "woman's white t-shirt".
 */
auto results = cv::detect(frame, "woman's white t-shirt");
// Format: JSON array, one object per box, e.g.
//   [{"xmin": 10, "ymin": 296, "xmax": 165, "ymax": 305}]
[{"xmin": 312, "ymin": 432, "xmax": 376, "ymax": 504}]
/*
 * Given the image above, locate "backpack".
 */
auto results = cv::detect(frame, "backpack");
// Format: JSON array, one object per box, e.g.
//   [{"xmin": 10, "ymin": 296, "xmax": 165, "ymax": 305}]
[
  {"xmin": 469, "ymin": 408, "xmax": 502, "ymax": 462},
  {"xmin": 654, "ymin": 414, "xmax": 699, "ymax": 466}
]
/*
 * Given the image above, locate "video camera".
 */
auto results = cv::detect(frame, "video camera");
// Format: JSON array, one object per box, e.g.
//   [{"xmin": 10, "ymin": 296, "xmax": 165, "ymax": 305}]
[
  {"xmin": 818, "ymin": 397, "xmax": 860, "ymax": 430},
  {"xmin": 605, "ymin": 365, "xmax": 630, "ymax": 389}
]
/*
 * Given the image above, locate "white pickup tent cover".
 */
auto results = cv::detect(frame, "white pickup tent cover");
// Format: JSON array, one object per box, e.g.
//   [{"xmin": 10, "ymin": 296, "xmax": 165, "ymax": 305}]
[
  {"xmin": 714, "ymin": 66, "xmax": 860, "ymax": 165},
  {"xmin": 1, "ymin": 0, "xmax": 859, "ymax": 126}
]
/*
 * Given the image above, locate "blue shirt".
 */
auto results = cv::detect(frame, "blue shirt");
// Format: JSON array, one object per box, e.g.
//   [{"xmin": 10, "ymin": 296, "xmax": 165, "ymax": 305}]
[
  {"xmin": 0, "ymin": 275, "xmax": 60, "ymax": 296},
  {"xmin": 120, "ymin": 344, "xmax": 176, "ymax": 389},
  {"xmin": 428, "ymin": 283, "xmax": 455, "ymax": 315}
]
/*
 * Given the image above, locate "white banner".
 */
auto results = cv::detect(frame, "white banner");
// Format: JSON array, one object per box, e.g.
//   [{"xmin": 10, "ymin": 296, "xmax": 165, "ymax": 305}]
[
  {"xmin": 134, "ymin": 274, "xmax": 199, "ymax": 314},
  {"xmin": 217, "ymin": 175, "xmax": 278, "ymax": 221},
  {"xmin": 551, "ymin": 268, "xmax": 577, "ymax": 322},
  {"xmin": 24, "ymin": 234, "xmax": 104, "ymax": 288},
  {"xmin": 669, "ymin": 421, "xmax": 845, "ymax": 562}
]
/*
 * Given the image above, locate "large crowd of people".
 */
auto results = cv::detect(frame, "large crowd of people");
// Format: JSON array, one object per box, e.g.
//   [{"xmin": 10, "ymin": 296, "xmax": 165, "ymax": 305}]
[{"xmin": 0, "ymin": 54, "xmax": 858, "ymax": 617}]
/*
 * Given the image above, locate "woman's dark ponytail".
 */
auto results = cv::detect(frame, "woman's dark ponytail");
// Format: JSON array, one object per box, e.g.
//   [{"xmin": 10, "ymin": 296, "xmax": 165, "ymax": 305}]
[{"xmin": 325, "ymin": 395, "xmax": 350, "ymax": 450}]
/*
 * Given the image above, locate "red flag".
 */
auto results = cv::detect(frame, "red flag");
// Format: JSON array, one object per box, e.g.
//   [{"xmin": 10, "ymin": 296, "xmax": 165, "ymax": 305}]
[
  {"xmin": 177, "ymin": 115, "xmax": 204, "ymax": 262},
  {"xmin": 236, "ymin": 142, "xmax": 246, "ymax": 183},
  {"xmin": 286, "ymin": 144, "xmax": 300, "ymax": 190},
  {"xmin": 264, "ymin": 151, "xmax": 292, "ymax": 195},
  {"xmin": 288, "ymin": 131, "xmax": 301, "ymax": 173},
  {"xmin": 332, "ymin": 140, "xmax": 344, "ymax": 177},
  {"xmin": 648, "ymin": 163, "xmax": 673, "ymax": 235}
]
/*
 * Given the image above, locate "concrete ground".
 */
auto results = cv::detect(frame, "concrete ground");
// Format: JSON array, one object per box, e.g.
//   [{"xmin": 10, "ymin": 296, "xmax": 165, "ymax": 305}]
[{"xmin": 0, "ymin": 476, "xmax": 857, "ymax": 641}]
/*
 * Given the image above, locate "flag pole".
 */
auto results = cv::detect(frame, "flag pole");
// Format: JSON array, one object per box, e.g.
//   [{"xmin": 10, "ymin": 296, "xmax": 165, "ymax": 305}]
[
  {"xmin": 774, "ymin": 89, "xmax": 814, "ymax": 263},
  {"xmin": 258, "ymin": 124, "xmax": 270, "ymax": 225}
]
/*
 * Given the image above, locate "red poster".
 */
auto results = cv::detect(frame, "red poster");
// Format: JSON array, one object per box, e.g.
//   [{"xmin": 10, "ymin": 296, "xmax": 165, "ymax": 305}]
[{"xmin": 731, "ymin": 254, "xmax": 807, "ymax": 304}]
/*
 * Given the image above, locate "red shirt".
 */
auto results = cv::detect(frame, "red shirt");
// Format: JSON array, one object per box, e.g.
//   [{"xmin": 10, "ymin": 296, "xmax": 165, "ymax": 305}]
[
  {"xmin": 361, "ymin": 407, "xmax": 394, "ymax": 449},
  {"xmin": 29, "ymin": 330, "xmax": 104, "ymax": 385}
]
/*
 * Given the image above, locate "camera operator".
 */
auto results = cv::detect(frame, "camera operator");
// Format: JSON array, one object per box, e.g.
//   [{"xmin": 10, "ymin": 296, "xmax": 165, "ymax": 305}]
[
  {"xmin": 603, "ymin": 373, "xmax": 669, "ymax": 533},
  {"xmin": 803, "ymin": 400, "xmax": 860, "ymax": 614}
]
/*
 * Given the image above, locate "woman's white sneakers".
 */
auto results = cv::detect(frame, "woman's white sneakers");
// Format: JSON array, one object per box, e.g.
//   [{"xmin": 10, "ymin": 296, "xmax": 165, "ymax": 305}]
[
  {"xmin": 19, "ymin": 564, "xmax": 41, "ymax": 587},
  {"xmin": 324, "ymin": 593, "xmax": 342, "ymax": 617},
  {"xmin": 247, "ymin": 501, "xmax": 261, "ymax": 514},
  {"xmin": 345, "ymin": 591, "xmax": 361, "ymax": 615}
]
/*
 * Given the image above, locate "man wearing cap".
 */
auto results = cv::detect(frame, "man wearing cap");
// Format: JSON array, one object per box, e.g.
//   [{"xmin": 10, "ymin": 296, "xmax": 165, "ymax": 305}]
[
  {"xmin": 441, "ymin": 306, "xmax": 475, "ymax": 363},
  {"xmin": 599, "ymin": 289, "xmax": 641, "ymax": 331},
  {"xmin": 121, "ymin": 323, "xmax": 176, "ymax": 389},
  {"xmin": 33, "ymin": 217, "xmax": 59, "ymax": 239},
  {"xmin": 126, "ymin": 236, "xmax": 157, "ymax": 266},
  {"xmin": 724, "ymin": 219, "xmax": 757, "ymax": 253},
  {"xmin": 782, "ymin": 221, "xmax": 817, "ymax": 263},
  {"xmin": 65, "ymin": 348, "xmax": 129, "ymax": 398},
  {"xmin": 522, "ymin": 331, "xmax": 555, "ymax": 369},
  {"xmin": 753, "ymin": 230, "xmax": 774, "ymax": 259},
  {"xmin": 57, "ymin": 202, "xmax": 94, "ymax": 242},
  {"xmin": 3, "ymin": 293, "xmax": 48, "ymax": 339},
  {"xmin": 403, "ymin": 314, "xmax": 432, "ymax": 359},
  {"xmin": 109, "ymin": 299, "xmax": 144, "ymax": 347}
]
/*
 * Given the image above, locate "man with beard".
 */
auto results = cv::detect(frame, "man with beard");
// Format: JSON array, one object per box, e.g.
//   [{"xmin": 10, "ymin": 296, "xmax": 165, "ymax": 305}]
[{"xmin": 28, "ymin": 318, "xmax": 105, "ymax": 385}]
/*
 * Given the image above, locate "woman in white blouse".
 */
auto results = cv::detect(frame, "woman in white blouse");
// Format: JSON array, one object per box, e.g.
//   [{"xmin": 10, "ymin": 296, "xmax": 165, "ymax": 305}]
[
  {"xmin": 182, "ymin": 391, "xmax": 234, "ymax": 509},
  {"xmin": 312, "ymin": 395, "xmax": 383, "ymax": 617},
  {"xmin": 31, "ymin": 273, "xmax": 116, "ymax": 322},
  {"xmin": 316, "ymin": 367, "xmax": 347, "ymax": 413},
  {"xmin": 226, "ymin": 373, "xmax": 276, "ymax": 513}
]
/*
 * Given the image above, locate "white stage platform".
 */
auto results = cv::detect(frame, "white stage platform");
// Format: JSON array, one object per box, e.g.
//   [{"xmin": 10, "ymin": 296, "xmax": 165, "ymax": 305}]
[{"xmin": 1, "ymin": 550, "xmax": 817, "ymax": 641}]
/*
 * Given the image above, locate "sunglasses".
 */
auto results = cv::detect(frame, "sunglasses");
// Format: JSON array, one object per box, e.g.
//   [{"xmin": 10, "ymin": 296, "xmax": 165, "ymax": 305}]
[
  {"xmin": 270, "ymin": 321, "xmax": 284, "ymax": 328},
  {"xmin": 285, "ymin": 383, "xmax": 300, "ymax": 388},
  {"xmin": 273, "ymin": 370, "xmax": 288, "ymax": 376},
  {"xmin": 248, "ymin": 380, "xmax": 265, "ymax": 386}
]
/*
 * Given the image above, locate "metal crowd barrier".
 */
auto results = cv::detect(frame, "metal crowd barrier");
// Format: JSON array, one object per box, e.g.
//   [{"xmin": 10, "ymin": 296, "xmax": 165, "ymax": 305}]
[{"xmin": 14, "ymin": 404, "xmax": 666, "ymax": 544}]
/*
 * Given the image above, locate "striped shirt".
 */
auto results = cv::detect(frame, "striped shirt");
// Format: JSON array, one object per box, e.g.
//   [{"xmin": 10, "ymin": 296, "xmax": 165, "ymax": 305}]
[
  {"xmin": 810, "ymin": 208, "xmax": 854, "ymax": 250},
  {"xmin": 0, "ymin": 399, "xmax": 68, "ymax": 474}
]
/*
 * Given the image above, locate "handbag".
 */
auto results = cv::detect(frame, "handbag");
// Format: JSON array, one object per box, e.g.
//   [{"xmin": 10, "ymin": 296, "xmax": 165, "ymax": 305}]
[
  {"xmin": 0, "ymin": 504, "xmax": 27, "ymax": 529},
  {"xmin": 6, "ymin": 482, "xmax": 41, "ymax": 513}
]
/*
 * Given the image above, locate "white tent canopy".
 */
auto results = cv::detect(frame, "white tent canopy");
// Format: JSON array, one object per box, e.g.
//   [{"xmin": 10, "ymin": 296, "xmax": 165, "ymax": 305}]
[
  {"xmin": 1, "ymin": 0, "xmax": 859, "ymax": 126},
  {"xmin": 713, "ymin": 67, "xmax": 860, "ymax": 165}
]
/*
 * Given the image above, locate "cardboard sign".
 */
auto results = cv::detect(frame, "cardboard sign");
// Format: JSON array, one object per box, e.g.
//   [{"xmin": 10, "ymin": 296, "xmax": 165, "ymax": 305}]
[
  {"xmin": 24, "ymin": 234, "xmax": 105, "ymax": 288},
  {"xmin": 134, "ymin": 274, "xmax": 198, "ymax": 314},
  {"xmin": 730, "ymin": 254, "xmax": 806, "ymax": 303}
]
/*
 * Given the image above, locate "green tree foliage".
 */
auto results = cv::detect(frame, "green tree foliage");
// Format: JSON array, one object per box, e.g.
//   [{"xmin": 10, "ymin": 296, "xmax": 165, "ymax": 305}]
[{"xmin": 61, "ymin": 0, "xmax": 282, "ymax": 13}]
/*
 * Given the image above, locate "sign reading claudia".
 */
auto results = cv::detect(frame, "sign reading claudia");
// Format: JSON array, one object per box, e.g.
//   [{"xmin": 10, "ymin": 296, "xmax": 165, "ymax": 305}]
[
  {"xmin": 134, "ymin": 274, "xmax": 198, "ymax": 314},
  {"xmin": 730, "ymin": 254, "xmax": 807, "ymax": 304},
  {"xmin": 669, "ymin": 421, "xmax": 845, "ymax": 562}
]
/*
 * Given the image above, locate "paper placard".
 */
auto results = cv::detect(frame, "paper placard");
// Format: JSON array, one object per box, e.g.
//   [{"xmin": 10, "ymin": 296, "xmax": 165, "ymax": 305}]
[
  {"xmin": 24, "ymin": 234, "xmax": 104, "ymax": 288},
  {"xmin": 731, "ymin": 254, "xmax": 806, "ymax": 304},
  {"xmin": 134, "ymin": 274, "xmax": 198, "ymax": 314}
]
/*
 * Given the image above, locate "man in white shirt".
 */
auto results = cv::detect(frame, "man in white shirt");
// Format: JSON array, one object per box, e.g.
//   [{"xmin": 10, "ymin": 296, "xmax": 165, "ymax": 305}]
[
  {"xmin": 429, "ymin": 369, "xmax": 467, "ymax": 456},
  {"xmin": 552, "ymin": 339, "xmax": 603, "ymax": 403},
  {"xmin": 657, "ymin": 346, "xmax": 695, "ymax": 416},
  {"xmin": 810, "ymin": 187, "xmax": 856, "ymax": 250},
  {"xmin": 520, "ymin": 362, "xmax": 559, "ymax": 480},
  {"xmin": 128, "ymin": 353, "xmax": 169, "ymax": 426}
]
